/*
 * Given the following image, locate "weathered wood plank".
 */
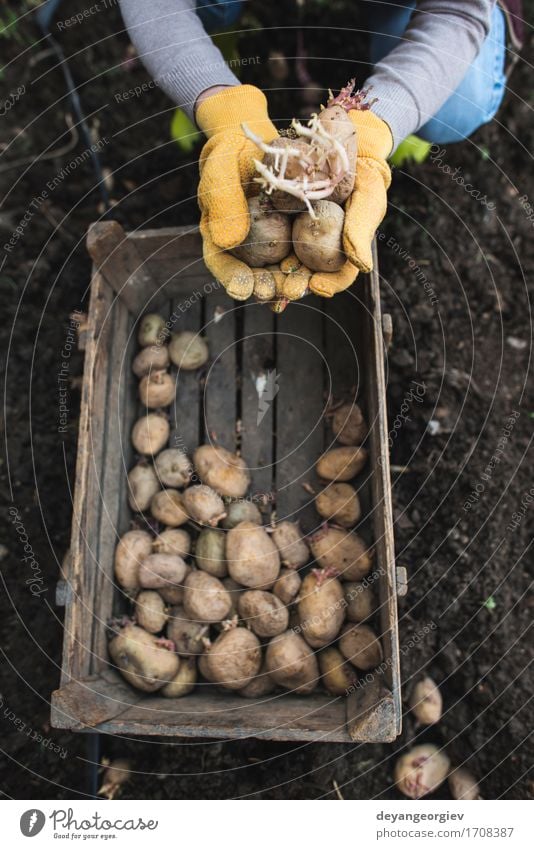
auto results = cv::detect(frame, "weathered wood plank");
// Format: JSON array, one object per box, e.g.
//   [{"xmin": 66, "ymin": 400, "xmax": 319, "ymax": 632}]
[
  {"xmin": 274, "ymin": 295, "xmax": 325, "ymax": 533},
  {"xmin": 60, "ymin": 273, "xmax": 114, "ymax": 685},
  {"xmin": 203, "ymin": 288, "xmax": 237, "ymax": 451},
  {"xmin": 324, "ymin": 287, "xmax": 365, "ymax": 403},
  {"xmin": 240, "ymin": 303, "xmax": 275, "ymax": 515},
  {"xmin": 51, "ymin": 671, "xmax": 142, "ymax": 730},
  {"xmin": 360, "ymin": 245, "xmax": 401, "ymax": 736},
  {"xmin": 91, "ymin": 689, "xmax": 352, "ymax": 742},
  {"xmin": 346, "ymin": 673, "xmax": 397, "ymax": 742}
]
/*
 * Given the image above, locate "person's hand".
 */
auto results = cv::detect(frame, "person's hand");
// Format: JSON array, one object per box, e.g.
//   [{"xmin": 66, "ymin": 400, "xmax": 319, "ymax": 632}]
[
  {"xmin": 196, "ymin": 85, "xmax": 277, "ymax": 300},
  {"xmin": 308, "ymin": 110, "xmax": 392, "ymax": 298}
]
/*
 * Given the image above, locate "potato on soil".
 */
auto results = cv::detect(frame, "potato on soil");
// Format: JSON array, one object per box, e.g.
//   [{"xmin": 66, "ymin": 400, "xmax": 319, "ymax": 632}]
[
  {"xmin": 273, "ymin": 567, "xmax": 302, "ymax": 605},
  {"xmin": 226, "ymin": 521, "xmax": 280, "ymax": 589},
  {"xmin": 292, "ymin": 201, "xmax": 345, "ymax": 272},
  {"xmin": 230, "ymin": 197, "xmax": 291, "ymax": 266},
  {"xmin": 131, "ymin": 413, "xmax": 170, "ymax": 456},
  {"xmin": 331, "ymin": 402, "xmax": 367, "ymax": 445},
  {"xmin": 344, "ymin": 581, "xmax": 375, "ymax": 622},
  {"xmin": 153, "ymin": 528, "xmax": 191, "ymax": 558},
  {"xmin": 169, "ymin": 331, "xmax": 209, "ymax": 370},
  {"xmin": 127, "ymin": 464, "xmax": 160, "ymax": 512},
  {"xmin": 109, "ymin": 623, "xmax": 179, "ymax": 692},
  {"xmin": 319, "ymin": 647, "xmax": 357, "ymax": 695},
  {"xmin": 297, "ymin": 571, "xmax": 345, "ymax": 648},
  {"xmin": 161, "ymin": 657, "xmax": 197, "ymax": 698},
  {"xmin": 154, "ymin": 449, "xmax": 192, "ymax": 488},
  {"xmin": 150, "ymin": 489, "xmax": 189, "ymax": 527},
  {"xmin": 195, "ymin": 528, "xmax": 227, "ymax": 577},
  {"xmin": 139, "ymin": 370, "xmax": 175, "ymax": 409},
  {"xmin": 167, "ymin": 605, "xmax": 208, "ymax": 655},
  {"xmin": 183, "ymin": 484, "xmax": 226, "ymax": 526},
  {"xmin": 132, "ymin": 344, "xmax": 170, "ymax": 378},
  {"xmin": 309, "ymin": 527, "xmax": 373, "ymax": 580},
  {"xmin": 409, "ymin": 676, "xmax": 442, "ymax": 725},
  {"xmin": 316, "ymin": 445, "xmax": 368, "ymax": 481},
  {"xmin": 193, "ymin": 444, "xmax": 250, "ymax": 498},
  {"xmin": 315, "ymin": 482, "xmax": 361, "ymax": 528},
  {"xmin": 183, "ymin": 570, "xmax": 232, "ymax": 623},
  {"xmin": 238, "ymin": 590, "xmax": 289, "ymax": 638},
  {"xmin": 448, "ymin": 767, "xmax": 480, "ymax": 800},
  {"xmin": 271, "ymin": 521, "xmax": 309, "ymax": 569},
  {"xmin": 339, "ymin": 623, "xmax": 383, "ymax": 670},
  {"xmin": 394, "ymin": 744, "xmax": 450, "ymax": 799},
  {"xmin": 138, "ymin": 314, "xmax": 167, "ymax": 348},
  {"xmin": 138, "ymin": 553, "xmax": 188, "ymax": 590},
  {"xmin": 239, "ymin": 661, "xmax": 275, "ymax": 698},
  {"xmin": 114, "ymin": 530, "xmax": 152, "ymax": 591},
  {"xmin": 205, "ymin": 627, "xmax": 262, "ymax": 691},
  {"xmin": 221, "ymin": 499, "xmax": 262, "ymax": 529},
  {"xmin": 265, "ymin": 630, "xmax": 319, "ymax": 695},
  {"xmin": 135, "ymin": 590, "xmax": 168, "ymax": 633}
]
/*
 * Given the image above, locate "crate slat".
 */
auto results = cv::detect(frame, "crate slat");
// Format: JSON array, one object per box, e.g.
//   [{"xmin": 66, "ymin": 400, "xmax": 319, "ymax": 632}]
[
  {"xmin": 274, "ymin": 296, "xmax": 325, "ymax": 533},
  {"xmin": 203, "ymin": 289, "xmax": 237, "ymax": 451},
  {"xmin": 169, "ymin": 296, "xmax": 203, "ymax": 456}
]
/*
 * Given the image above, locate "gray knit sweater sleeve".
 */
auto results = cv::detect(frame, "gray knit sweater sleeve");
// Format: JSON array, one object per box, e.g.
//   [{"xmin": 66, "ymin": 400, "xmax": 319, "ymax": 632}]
[{"xmin": 118, "ymin": 0, "xmax": 494, "ymax": 146}]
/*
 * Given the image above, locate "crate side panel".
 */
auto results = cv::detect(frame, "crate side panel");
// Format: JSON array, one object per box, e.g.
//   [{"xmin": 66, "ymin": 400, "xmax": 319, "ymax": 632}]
[{"xmin": 203, "ymin": 289, "xmax": 237, "ymax": 451}]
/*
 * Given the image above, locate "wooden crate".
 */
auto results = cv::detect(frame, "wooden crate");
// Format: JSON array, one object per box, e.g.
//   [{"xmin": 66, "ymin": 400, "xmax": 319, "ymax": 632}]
[{"xmin": 51, "ymin": 221, "xmax": 403, "ymax": 743}]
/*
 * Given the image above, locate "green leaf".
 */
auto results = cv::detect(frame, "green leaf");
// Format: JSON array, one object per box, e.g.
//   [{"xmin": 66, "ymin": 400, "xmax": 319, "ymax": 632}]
[{"xmin": 484, "ymin": 596, "xmax": 497, "ymax": 611}]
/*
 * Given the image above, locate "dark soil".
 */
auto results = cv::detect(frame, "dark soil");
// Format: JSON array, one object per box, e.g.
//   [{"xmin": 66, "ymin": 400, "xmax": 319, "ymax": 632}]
[{"xmin": 1, "ymin": 0, "xmax": 532, "ymax": 800}]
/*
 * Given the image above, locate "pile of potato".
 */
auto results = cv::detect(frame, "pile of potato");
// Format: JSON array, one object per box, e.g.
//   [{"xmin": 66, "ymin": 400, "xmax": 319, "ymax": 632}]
[{"xmin": 109, "ymin": 314, "xmax": 383, "ymax": 699}]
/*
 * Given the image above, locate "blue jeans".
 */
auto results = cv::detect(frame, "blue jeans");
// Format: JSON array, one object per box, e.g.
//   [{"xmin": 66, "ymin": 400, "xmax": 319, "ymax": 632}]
[
  {"xmin": 369, "ymin": 1, "xmax": 507, "ymax": 143},
  {"xmin": 197, "ymin": 0, "xmax": 507, "ymax": 144}
]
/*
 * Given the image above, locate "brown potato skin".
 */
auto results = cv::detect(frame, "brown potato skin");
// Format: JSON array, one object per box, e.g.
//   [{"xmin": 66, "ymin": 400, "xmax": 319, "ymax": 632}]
[
  {"xmin": 309, "ymin": 527, "xmax": 373, "ymax": 581},
  {"xmin": 138, "ymin": 553, "xmax": 188, "ymax": 590},
  {"xmin": 138, "ymin": 314, "xmax": 167, "ymax": 348},
  {"xmin": 114, "ymin": 530, "xmax": 152, "ymax": 591},
  {"xmin": 169, "ymin": 331, "xmax": 209, "ymax": 370},
  {"xmin": 195, "ymin": 528, "xmax": 227, "ymax": 577},
  {"xmin": 239, "ymin": 661, "xmax": 276, "ymax": 698},
  {"xmin": 205, "ymin": 627, "xmax": 262, "ymax": 691},
  {"xmin": 343, "ymin": 581, "xmax": 375, "ymax": 622},
  {"xmin": 292, "ymin": 201, "xmax": 345, "ymax": 272},
  {"xmin": 297, "ymin": 572, "xmax": 345, "ymax": 648},
  {"xmin": 226, "ymin": 521, "xmax": 281, "ymax": 589},
  {"xmin": 161, "ymin": 657, "xmax": 197, "ymax": 698},
  {"xmin": 315, "ymin": 482, "xmax": 361, "ymax": 528},
  {"xmin": 317, "ymin": 105, "xmax": 356, "ymax": 204},
  {"xmin": 153, "ymin": 528, "xmax": 191, "ymax": 558},
  {"xmin": 273, "ymin": 568, "xmax": 302, "ymax": 605},
  {"xmin": 331, "ymin": 402, "xmax": 367, "ymax": 445},
  {"xmin": 221, "ymin": 500, "xmax": 262, "ymax": 529},
  {"xmin": 271, "ymin": 521, "xmax": 309, "ymax": 568},
  {"xmin": 316, "ymin": 446, "xmax": 368, "ymax": 481},
  {"xmin": 238, "ymin": 590, "xmax": 289, "ymax": 638},
  {"xmin": 127, "ymin": 464, "xmax": 160, "ymax": 512},
  {"xmin": 139, "ymin": 370, "xmax": 175, "ymax": 409},
  {"xmin": 265, "ymin": 630, "xmax": 319, "ymax": 694},
  {"xmin": 131, "ymin": 414, "xmax": 170, "ymax": 456},
  {"xmin": 132, "ymin": 344, "xmax": 170, "ymax": 378},
  {"xmin": 167, "ymin": 604, "xmax": 208, "ymax": 655},
  {"xmin": 193, "ymin": 445, "xmax": 250, "ymax": 498},
  {"xmin": 154, "ymin": 449, "xmax": 192, "ymax": 488},
  {"xmin": 319, "ymin": 647, "xmax": 357, "ymax": 695},
  {"xmin": 150, "ymin": 489, "xmax": 189, "ymax": 527},
  {"xmin": 339, "ymin": 623, "xmax": 383, "ymax": 671},
  {"xmin": 109, "ymin": 624, "xmax": 179, "ymax": 692},
  {"xmin": 184, "ymin": 485, "xmax": 226, "ymax": 526},
  {"xmin": 263, "ymin": 138, "xmax": 308, "ymax": 213},
  {"xmin": 182, "ymin": 570, "xmax": 232, "ymax": 623},
  {"xmin": 231, "ymin": 197, "xmax": 292, "ymax": 267},
  {"xmin": 135, "ymin": 590, "xmax": 168, "ymax": 633}
]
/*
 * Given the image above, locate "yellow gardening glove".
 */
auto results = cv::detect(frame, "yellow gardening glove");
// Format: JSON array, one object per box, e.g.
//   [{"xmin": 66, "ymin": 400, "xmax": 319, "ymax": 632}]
[
  {"xmin": 196, "ymin": 85, "xmax": 277, "ymax": 300},
  {"xmin": 309, "ymin": 109, "xmax": 392, "ymax": 298}
]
